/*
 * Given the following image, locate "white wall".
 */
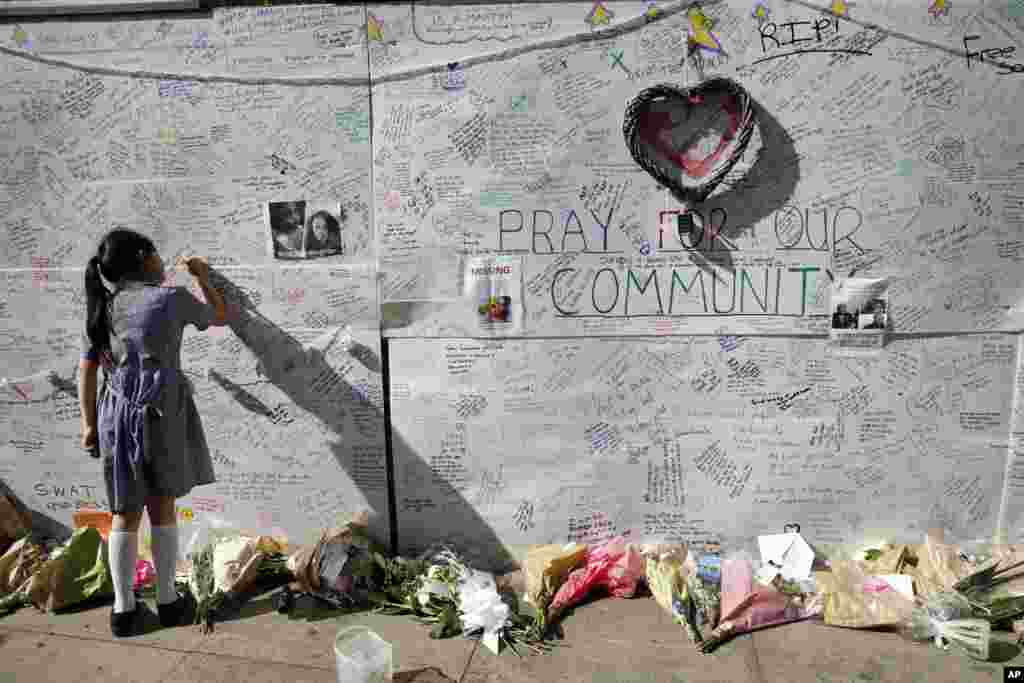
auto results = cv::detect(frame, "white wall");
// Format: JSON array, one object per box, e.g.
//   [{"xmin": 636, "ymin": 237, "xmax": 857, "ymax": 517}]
[
  {"xmin": 373, "ymin": 1, "xmax": 1024, "ymax": 568},
  {"xmin": 0, "ymin": 4, "xmax": 387, "ymax": 548},
  {"xmin": 1, "ymin": 2, "xmax": 1023, "ymax": 568}
]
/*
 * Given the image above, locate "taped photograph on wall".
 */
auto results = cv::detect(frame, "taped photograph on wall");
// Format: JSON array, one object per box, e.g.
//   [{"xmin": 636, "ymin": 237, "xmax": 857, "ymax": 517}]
[
  {"xmin": 267, "ymin": 200, "xmax": 346, "ymax": 260},
  {"xmin": 829, "ymin": 278, "xmax": 889, "ymax": 354},
  {"xmin": 464, "ymin": 254, "xmax": 523, "ymax": 334}
]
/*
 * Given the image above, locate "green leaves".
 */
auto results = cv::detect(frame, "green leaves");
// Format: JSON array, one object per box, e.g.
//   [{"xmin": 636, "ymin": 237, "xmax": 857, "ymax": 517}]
[
  {"xmin": 77, "ymin": 542, "xmax": 113, "ymax": 598},
  {"xmin": 188, "ymin": 547, "xmax": 291, "ymax": 634},
  {"xmin": 948, "ymin": 559, "xmax": 1024, "ymax": 625},
  {"xmin": 367, "ymin": 553, "xmax": 554, "ymax": 655},
  {"xmin": 0, "ymin": 591, "xmax": 29, "ymax": 617}
]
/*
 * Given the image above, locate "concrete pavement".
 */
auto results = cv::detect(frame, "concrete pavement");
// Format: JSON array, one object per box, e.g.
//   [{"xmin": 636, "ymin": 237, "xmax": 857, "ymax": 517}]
[{"xmin": 2, "ymin": 589, "xmax": 1024, "ymax": 682}]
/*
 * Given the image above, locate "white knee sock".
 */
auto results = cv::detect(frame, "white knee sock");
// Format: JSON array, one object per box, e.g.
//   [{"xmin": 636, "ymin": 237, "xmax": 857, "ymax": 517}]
[
  {"xmin": 108, "ymin": 530, "xmax": 138, "ymax": 614},
  {"xmin": 150, "ymin": 525, "xmax": 180, "ymax": 605}
]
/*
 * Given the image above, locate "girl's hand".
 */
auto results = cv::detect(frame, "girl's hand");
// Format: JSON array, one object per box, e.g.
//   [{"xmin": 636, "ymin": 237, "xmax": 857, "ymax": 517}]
[
  {"xmin": 177, "ymin": 256, "xmax": 210, "ymax": 281},
  {"xmin": 80, "ymin": 423, "xmax": 98, "ymax": 451}
]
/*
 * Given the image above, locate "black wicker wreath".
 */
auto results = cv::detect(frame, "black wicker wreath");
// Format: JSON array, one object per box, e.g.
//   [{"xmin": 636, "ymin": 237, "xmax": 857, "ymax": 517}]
[{"xmin": 623, "ymin": 78, "xmax": 757, "ymax": 205}]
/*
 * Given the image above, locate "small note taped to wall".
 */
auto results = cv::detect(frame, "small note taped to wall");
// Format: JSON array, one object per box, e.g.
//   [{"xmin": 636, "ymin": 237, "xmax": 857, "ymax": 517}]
[
  {"xmin": 464, "ymin": 254, "xmax": 523, "ymax": 334},
  {"xmin": 158, "ymin": 127, "xmax": 177, "ymax": 144},
  {"xmin": 444, "ymin": 63, "xmax": 466, "ymax": 90}
]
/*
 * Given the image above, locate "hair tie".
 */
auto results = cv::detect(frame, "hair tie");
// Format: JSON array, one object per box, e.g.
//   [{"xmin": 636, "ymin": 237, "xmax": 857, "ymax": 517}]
[{"xmin": 90, "ymin": 255, "xmax": 111, "ymax": 291}]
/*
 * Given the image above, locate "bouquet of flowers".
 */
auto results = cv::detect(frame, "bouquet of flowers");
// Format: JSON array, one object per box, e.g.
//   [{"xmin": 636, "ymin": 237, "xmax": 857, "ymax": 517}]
[
  {"xmin": 0, "ymin": 528, "xmax": 114, "ymax": 616},
  {"xmin": 951, "ymin": 558, "xmax": 1024, "ymax": 625},
  {"xmin": 546, "ymin": 536, "xmax": 644, "ymax": 626},
  {"xmin": 0, "ymin": 495, "xmax": 29, "ymax": 555},
  {"xmin": 699, "ymin": 551, "xmax": 822, "ymax": 654},
  {"xmin": 374, "ymin": 547, "xmax": 551, "ymax": 655},
  {"xmin": 0, "ymin": 537, "xmax": 48, "ymax": 617},
  {"xmin": 644, "ymin": 549, "xmax": 691, "ymax": 632},
  {"xmin": 900, "ymin": 591, "xmax": 991, "ymax": 661},
  {"xmin": 286, "ymin": 517, "xmax": 384, "ymax": 610},
  {"xmin": 188, "ymin": 533, "xmax": 290, "ymax": 634},
  {"xmin": 134, "ymin": 560, "xmax": 156, "ymax": 593},
  {"xmin": 678, "ymin": 550, "xmax": 722, "ymax": 646}
]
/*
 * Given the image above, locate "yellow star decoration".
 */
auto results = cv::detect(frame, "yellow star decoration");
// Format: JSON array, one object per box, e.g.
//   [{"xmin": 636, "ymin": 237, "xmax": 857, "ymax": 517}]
[
  {"xmin": 830, "ymin": 0, "xmax": 849, "ymax": 17},
  {"xmin": 586, "ymin": 2, "xmax": 614, "ymax": 27},
  {"xmin": 367, "ymin": 13, "xmax": 384, "ymax": 42},
  {"xmin": 752, "ymin": 2, "xmax": 770, "ymax": 22},
  {"xmin": 928, "ymin": 0, "xmax": 949, "ymax": 17},
  {"xmin": 645, "ymin": 2, "xmax": 660, "ymax": 19},
  {"xmin": 688, "ymin": 7, "xmax": 721, "ymax": 52},
  {"xmin": 13, "ymin": 27, "xmax": 28, "ymax": 46}
]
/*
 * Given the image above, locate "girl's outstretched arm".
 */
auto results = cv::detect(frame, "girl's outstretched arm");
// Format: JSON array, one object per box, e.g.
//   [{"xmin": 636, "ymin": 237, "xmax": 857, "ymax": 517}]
[
  {"xmin": 195, "ymin": 275, "xmax": 227, "ymax": 326},
  {"xmin": 178, "ymin": 256, "xmax": 227, "ymax": 326}
]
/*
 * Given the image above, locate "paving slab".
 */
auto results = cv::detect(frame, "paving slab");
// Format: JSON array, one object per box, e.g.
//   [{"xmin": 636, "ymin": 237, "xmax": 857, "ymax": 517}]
[
  {"xmin": 0, "ymin": 595, "xmax": 207, "ymax": 650},
  {"xmin": 158, "ymin": 652, "xmax": 337, "ymax": 683},
  {"xmin": 7, "ymin": 593, "xmax": 1024, "ymax": 682},
  {"xmin": 752, "ymin": 620, "xmax": 1024, "ymax": 683},
  {"xmin": 0, "ymin": 628, "xmax": 186, "ymax": 683},
  {"xmin": 161, "ymin": 654, "xmax": 463, "ymax": 683},
  {"xmin": 183, "ymin": 593, "xmax": 476, "ymax": 680}
]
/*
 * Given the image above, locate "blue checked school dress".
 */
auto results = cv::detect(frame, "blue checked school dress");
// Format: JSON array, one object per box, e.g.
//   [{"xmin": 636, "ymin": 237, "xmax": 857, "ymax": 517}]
[{"xmin": 81, "ymin": 280, "xmax": 217, "ymax": 513}]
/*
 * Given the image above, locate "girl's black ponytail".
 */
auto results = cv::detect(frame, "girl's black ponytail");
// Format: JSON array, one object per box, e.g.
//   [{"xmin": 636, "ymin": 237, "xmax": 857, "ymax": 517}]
[
  {"xmin": 84, "ymin": 254, "xmax": 111, "ymax": 354},
  {"xmin": 84, "ymin": 228, "xmax": 158, "ymax": 354}
]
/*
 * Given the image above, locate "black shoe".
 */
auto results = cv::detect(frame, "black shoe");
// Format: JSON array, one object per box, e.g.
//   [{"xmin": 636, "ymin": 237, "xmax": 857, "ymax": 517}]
[
  {"xmin": 158, "ymin": 592, "xmax": 196, "ymax": 628},
  {"xmin": 110, "ymin": 603, "xmax": 143, "ymax": 638}
]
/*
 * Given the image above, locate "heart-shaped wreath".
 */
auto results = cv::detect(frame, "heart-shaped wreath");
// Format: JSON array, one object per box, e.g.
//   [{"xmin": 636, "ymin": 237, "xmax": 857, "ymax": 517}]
[{"xmin": 623, "ymin": 78, "xmax": 757, "ymax": 205}]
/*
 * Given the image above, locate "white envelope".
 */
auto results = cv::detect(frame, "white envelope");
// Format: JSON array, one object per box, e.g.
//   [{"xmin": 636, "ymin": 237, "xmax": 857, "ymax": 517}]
[
  {"xmin": 757, "ymin": 532, "xmax": 815, "ymax": 581},
  {"xmin": 877, "ymin": 574, "xmax": 915, "ymax": 600}
]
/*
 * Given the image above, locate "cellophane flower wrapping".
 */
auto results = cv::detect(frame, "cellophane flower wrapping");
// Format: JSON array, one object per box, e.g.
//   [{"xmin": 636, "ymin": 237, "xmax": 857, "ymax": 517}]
[
  {"xmin": 910, "ymin": 532, "xmax": 973, "ymax": 599},
  {"xmin": 0, "ymin": 537, "xmax": 44, "ymax": 596},
  {"xmin": 0, "ymin": 495, "xmax": 28, "ymax": 554},
  {"xmin": 25, "ymin": 526, "xmax": 113, "ymax": 612},
  {"xmin": 717, "ymin": 552, "xmax": 822, "ymax": 632},
  {"xmin": 547, "ymin": 536, "xmax": 643, "ymax": 621},
  {"xmin": 286, "ymin": 512, "xmax": 384, "ymax": 608},
  {"xmin": 645, "ymin": 554, "xmax": 689, "ymax": 628},
  {"xmin": 185, "ymin": 520, "xmax": 290, "ymax": 634},
  {"xmin": 678, "ymin": 551, "xmax": 722, "ymax": 644},
  {"xmin": 133, "ymin": 559, "xmax": 156, "ymax": 591},
  {"xmin": 523, "ymin": 543, "xmax": 587, "ymax": 610},
  {"xmin": 816, "ymin": 560, "xmax": 916, "ymax": 628},
  {"xmin": 900, "ymin": 591, "xmax": 991, "ymax": 660},
  {"xmin": 458, "ymin": 569, "xmax": 510, "ymax": 654},
  {"xmin": 0, "ymin": 537, "xmax": 48, "ymax": 616}
]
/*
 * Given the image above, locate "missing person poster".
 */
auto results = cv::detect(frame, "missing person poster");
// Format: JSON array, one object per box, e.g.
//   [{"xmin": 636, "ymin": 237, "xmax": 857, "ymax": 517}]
[
  {"xmin": 829, "ymin": 278, "xmax": 889, "ymax": 355},
  {"xmin": 464, "ymin": 254, "xmax": 523, "ymax": 334}
]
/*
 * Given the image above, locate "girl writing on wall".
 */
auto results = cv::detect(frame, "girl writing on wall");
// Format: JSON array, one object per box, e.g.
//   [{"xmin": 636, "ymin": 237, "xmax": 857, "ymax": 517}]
[{"xmin": 78, "ymin": 229, "xmax": 226, "ymax": 637}]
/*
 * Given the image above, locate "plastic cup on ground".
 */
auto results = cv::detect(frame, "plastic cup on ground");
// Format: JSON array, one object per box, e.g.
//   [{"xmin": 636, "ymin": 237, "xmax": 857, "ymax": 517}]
[{"xmin": 335, "ymin": 626, "xmax": 392, "ymax": 683}]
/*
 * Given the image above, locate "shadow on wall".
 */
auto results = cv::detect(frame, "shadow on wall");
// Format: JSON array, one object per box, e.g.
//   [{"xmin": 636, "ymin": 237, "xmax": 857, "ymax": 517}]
[
  {"xmin": 0, "ymin": 477, "xmax": 70, "ymax": 541},
  {"xmin": 675, "ymin": 98, "xmax": 801, "ymax": 276},
  {"xmin": 378, "ymin": 100, "xmax": 801, "ymax": 334},
  {"xmin": 0, "ymin": 371, "xmax": 82, "ymax": 541},
  {"xmin": 380, "ymin": 301, "xmax": 450, "ymax": 332},
  {"xmin": 208, "ymin": 268, "xmax": 518, "ymax": 574},
  {"xmin": 3, "ymin": 369, "xmax": 84, "ymax": 539}
]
